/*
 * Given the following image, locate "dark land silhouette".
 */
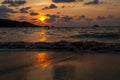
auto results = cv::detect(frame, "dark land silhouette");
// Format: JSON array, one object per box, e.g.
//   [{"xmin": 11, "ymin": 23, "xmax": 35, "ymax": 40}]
[{"xmin": 0, "ymin": 19, "xmax": 41, "ymax": 27}]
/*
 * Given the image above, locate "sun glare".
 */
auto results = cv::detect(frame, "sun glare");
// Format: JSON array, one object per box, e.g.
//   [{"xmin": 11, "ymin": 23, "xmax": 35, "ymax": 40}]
[
  {"xmin": 40, "ymin": 17, "xmax": 46, "ymax": 21},
  {"xmin": 38, "ymin": 15, "xmax": 49, "ymax": 23}
]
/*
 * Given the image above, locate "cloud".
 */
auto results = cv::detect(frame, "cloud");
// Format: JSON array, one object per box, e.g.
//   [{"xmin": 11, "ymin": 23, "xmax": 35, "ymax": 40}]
[
  {"xmin": 61, "ymin": 5, "xmax": 65, "ymax": 8},
  {"xmin": 0, "ymin": 6, "xmax": 17, "ymax": 19},
  {"xmin": 95, "ymin": 16, "xmax": 120, "ymax": 26},
  {"xmin": 61, "ymin": 5, "xmax": 76, "ymax": 8},
  {"xmin": 2, "ymin": 0, "xmax": 27, "ymax": 6},
  {"xmin": 96, "ymin": 15, "xmax": 115, "ymax": 21},
  {"xmin": 77, "ymin": 15, "xmax": 94, "ymax": 22},
  {"xmin": 30, "ymin": 11, "xmax": 39, "ymax": 16},
  {"xmin": 52, "ymin": 0, "xmax": 76, "ymax": 3},
  {"xmin": 19, "ymin": 16, "xmax": 26, "ymax": 20},
  {"xmin": 84, "ymin": 0, "xmax": 100, "ymax": 5},
  {"xmin": 56, "ymin": 12, "xmax": 61, "ymax": 14},
  {"xmin": 78, "ymin": 15, "xmax": 86, "ymax": 20},
  {"xmin": 61, "ymin": 16, "xmax": 73, "ymax": 22},
  {"xmin": 52, "ymin": 0, "xmax": 83, "ymax": 3},
  {"xmin": 96, "ymin": 16, "xmax": 106, "ymax": 20},
  {"xmin": 20, "ymin": 7, "xmax": 31, "ymax": 13},
  {"xmin": 42, "ymin": 4, "xmax": 57, "ymax": 10},
  {"xmin": 31, "ymin": 18, "xmax": 37, "ymax": 21},
  {"xmin": 85, "ymin": 18, "xmax": 93, "ymax": 22},
  {"xmin": 0, "ymin": 5, "xmax": 17, "ymax": 13},
  {"xmin": 107, "ymin": 15, "xmax": 114, "ymax": 19},
  {"xmin": 15, "ymin": 0, "xmax": 26, "ymax": 5},
  {"xmin": 45, "ymin": 14, "xmax": 60, "ymax": 23},
  {"xmin": 49, "ymin": 4, "xmax": 57, "ymax": 8}
]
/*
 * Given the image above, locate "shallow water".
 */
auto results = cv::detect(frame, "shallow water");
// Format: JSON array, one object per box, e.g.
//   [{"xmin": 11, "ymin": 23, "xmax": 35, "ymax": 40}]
[
  {"xmin": 0, "ymin": 51, "xmax": 120, "ymax": 80},
  {"xmin": 0, "ymin": 26, "xmax": 120, "ymax": 43}
]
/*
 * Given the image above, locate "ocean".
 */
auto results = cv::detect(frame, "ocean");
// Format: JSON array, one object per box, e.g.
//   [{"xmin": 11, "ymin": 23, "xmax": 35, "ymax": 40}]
[
  {"xmin": 0, "ymin": 26, "xmax": 120, "ymax": 80},
  {"xmin": 0, "ymin": 26, "xmax": 120, "ymax": 43}
]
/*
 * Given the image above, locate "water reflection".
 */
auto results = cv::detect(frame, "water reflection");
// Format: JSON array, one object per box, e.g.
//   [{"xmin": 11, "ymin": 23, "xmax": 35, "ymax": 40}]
[
  {"xmin": 34, "ymin": 52, "xmax": 52, "ymax": 68},
  {"xmin": 0, "ymin": 52, "xmax": 120, "ymax": 80},
  {"xmin": 39, "ymin": 28, "xmax": 47, "ymax": 42}
]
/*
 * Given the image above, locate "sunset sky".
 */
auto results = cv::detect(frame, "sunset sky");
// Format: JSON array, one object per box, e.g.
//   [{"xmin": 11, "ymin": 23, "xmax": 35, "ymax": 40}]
[{"xmin": 0, "ymin": 0, "xmax": 120, "ymax": 27}]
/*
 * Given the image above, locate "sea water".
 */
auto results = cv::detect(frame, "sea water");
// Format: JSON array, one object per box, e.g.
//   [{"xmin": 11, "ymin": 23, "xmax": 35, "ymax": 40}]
[
  {"xmin": 0, "ymin": 26, "xmax": 120, "ymax": 43},
  {"xmin": 0, "ymin": 27, "xmax": 120, "ymax": 80}
]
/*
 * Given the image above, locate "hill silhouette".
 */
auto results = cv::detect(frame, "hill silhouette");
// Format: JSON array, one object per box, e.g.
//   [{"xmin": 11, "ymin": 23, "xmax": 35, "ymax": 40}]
[{"xmin": 0, "ymin": 19, "xmax": 41, "ymax": 27}]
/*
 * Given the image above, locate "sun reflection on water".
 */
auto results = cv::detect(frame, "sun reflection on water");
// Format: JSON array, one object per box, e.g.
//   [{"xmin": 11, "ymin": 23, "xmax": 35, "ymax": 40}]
[
  {"xmin": 39, "ymin": 28, "xmax": 47, "ymax": 42},
  {"xmin": 35, "ymin": 52, "xmax": 52, "ymax": 68}
]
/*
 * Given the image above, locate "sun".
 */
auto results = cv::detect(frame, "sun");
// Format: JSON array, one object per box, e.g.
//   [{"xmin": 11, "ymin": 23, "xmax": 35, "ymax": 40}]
[
  {"xmin": 38, "ymin": 15, "xmax": 49, "ymax": 23},
  {"xmin": 40, "ymin": 17, "xmax": 46, "ymax": 22}
]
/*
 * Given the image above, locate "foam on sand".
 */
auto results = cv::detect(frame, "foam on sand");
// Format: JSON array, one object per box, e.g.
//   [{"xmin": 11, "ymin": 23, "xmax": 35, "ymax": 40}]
[{"xmin": 0, "ymin": 41, "xmax": 120, "ymax": 53}]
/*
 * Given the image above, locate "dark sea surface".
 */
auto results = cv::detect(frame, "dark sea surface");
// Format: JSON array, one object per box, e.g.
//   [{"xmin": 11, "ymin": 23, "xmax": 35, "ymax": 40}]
[
  {"xmin": 0, "ymin": 26, "xmax": 120, "ymax": 43},
  {"xmin": 0, "ymin": 27, "xmax": 120, "ymax": 80}
]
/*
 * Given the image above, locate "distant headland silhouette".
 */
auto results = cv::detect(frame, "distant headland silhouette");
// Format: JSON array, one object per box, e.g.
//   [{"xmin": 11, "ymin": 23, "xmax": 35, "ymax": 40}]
[{"xmin": 0, "ymin": 19, "xmax": 53, "ymax": 28}]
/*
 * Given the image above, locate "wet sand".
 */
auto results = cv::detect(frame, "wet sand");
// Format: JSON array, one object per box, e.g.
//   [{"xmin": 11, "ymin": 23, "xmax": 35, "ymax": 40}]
[{"xmin": 0, "ymin": 51, "xmax": 120, "ymax": 80}]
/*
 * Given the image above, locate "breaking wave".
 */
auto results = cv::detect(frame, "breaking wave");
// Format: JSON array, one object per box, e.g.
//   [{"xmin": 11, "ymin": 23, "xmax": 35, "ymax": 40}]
[{"xmin": 0, "ymin": 41, "xmax": 120, "ymax": 53}]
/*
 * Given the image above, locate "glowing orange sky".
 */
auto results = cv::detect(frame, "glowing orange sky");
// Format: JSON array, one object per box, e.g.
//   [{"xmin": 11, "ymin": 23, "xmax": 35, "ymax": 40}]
[{"xmin": 0, "ymin": 0, "xmax": 120, "ymax": 26}]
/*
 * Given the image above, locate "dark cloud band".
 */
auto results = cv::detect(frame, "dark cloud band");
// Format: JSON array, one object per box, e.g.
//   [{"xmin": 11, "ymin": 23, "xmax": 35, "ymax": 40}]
[
  {"xmin": 84, "ymin": 0, "xmax": 100, "ymax": 5},
  {"xmin": 52, "ymin": 0, "xmax": 76, "ymax": 3},
  {"xmin": 2, "ymin": 0, "xmax": 27, "ymax": 6},
  {"xmin": 30, "ymin": 11, "xmax": 39, "ymax": 16},
  {"xmin": 42, "ymin": 4, "xmax": 57, "ymax": 10}
]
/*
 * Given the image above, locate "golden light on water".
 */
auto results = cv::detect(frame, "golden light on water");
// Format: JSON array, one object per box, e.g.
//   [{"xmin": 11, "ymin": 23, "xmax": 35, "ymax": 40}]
[
  {"xmin": 39, "ymin": 28, "xmax": 47, "ymax": 42},
  {"xmin": 39, "ymin": 37, "xmax": 47, "ymax": 42},
  {"xmin": 35, "ymin": 52, "xmax": 51, "ymax": 68}
]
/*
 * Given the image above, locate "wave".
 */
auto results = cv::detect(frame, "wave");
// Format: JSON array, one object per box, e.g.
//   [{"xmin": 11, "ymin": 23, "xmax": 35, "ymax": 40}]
[
  {"xmin": 71, "ymin": 32, "xmax": 120, "ymax": 39},
  {"xmin": 0, "ymin": 41, "xmax": 120, "ymax": 53}
]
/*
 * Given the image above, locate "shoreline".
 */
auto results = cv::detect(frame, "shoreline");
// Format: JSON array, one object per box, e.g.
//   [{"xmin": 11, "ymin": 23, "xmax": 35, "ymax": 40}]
[{"xmin": 0, "ymin": 41, "xmax": 119, "ymax": 53}]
